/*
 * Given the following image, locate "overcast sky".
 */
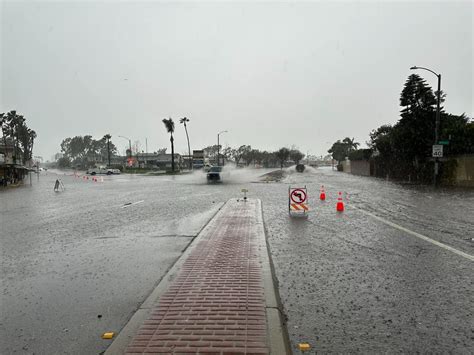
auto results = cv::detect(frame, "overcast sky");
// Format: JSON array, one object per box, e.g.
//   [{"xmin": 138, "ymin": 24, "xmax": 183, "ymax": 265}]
[{"xmin": 1, "ymin": 0, "xmax": 472, "ymax": 160}]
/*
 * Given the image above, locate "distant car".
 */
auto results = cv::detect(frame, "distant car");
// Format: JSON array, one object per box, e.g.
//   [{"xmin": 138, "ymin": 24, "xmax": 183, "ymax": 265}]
[
  {"xmin": 295, "ymin": 164, "xmax": 305, "ymax": 173},
  {"xmin": 107, "ymin": 168, "xmax": 121, "ymax": 175},
  {"xmin": 86, "ymin": 167, "xmax": 121, "ymax": 175},
  {"xmin": 207, "ymin": 166, "xmax": 223, "ymax": 183}
]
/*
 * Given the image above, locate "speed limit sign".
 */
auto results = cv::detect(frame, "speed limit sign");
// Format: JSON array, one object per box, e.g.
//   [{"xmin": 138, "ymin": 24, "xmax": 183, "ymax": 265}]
[{"xmin": 432, "ymin": 145, "xmax": 443, "ymax": 158}]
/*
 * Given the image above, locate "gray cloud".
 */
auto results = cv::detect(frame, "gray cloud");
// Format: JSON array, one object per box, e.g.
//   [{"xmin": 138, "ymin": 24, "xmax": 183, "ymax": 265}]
[{"xmin": 1, "ymin": 1, "xmax": 472, "ymax": 160}]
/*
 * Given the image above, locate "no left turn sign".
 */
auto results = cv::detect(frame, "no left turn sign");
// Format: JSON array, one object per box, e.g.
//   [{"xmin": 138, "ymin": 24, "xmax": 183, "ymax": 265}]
[{"xmin": 290, "ymin": 188, "xmax": 307, "ymax": 204}]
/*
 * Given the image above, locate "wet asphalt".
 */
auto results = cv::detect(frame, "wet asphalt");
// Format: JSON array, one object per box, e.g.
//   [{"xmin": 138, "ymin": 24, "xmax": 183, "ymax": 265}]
[{"xmin": 0, "ymin": 167, "xmax": 473, "ymax": 354}]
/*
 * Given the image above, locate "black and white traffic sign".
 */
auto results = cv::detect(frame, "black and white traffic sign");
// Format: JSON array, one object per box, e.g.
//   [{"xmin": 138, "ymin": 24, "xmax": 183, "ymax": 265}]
[
  {"xmin": 432, "ymin": 144, "xmax": 443, "ymax": 158},
  {"xmin": 290, "ymin": 188, "xmax": 307, "ymax": 204}
]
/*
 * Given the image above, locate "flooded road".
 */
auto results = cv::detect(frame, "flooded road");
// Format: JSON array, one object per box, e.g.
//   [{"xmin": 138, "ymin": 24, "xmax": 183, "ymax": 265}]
[
  {"xmin": 1, "ymin": 167, "xmax": 472, "ymax": 353},
  {"xmin": 263, "ymin": 168, "xmax": 473, "ymax": 353}
]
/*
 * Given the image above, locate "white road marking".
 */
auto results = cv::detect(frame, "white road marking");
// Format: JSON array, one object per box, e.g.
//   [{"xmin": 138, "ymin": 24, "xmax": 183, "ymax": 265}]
[
  {"xmin": 120, "ymin": 200, "xmax": 144, "ymax": 208},
  {"xmin": 354, "ymin": 207, "xmax": 474, "ymax": 262}
]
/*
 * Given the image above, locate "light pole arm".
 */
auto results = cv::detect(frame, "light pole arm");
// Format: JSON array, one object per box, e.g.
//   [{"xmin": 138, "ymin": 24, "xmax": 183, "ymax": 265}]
[{"xmin": 410, "ymin": 66, "xmax": 439, "ymax": 78}]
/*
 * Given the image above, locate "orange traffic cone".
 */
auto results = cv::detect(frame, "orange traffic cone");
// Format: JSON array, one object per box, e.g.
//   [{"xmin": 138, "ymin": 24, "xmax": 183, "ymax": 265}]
[
  {"xmin": 336, "ymin": 191, "xmax": 344, "ymax": 212},
  {"xmin": 319, "ymin": 185, "xmax": 326, "ymax": 200}
]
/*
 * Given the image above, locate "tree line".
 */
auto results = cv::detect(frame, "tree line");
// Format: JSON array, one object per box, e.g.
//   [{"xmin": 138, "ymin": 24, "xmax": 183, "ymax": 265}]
[
  {"xmin": 58, "ymin": 135, "xmax": 118, "ymax": 168},
  {"xmin": 202, "ymin": 145, "xmax": 305, "ymax": 169},
  {"xmin": 161, "ymin": 116, "xmax": 306, "ymax": 172},
  {"xmin": 328, "ymin": 74, "xmax": 474, "ymax": 183},
  {"xmin": 0, "ymin": 110, "xmax": 37, "ymax": 165}
]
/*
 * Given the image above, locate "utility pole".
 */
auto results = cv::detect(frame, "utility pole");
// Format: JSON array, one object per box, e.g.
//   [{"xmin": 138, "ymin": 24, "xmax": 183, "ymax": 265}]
[{"xmin": 217, "ymin": 130, "xmax": 227, "ymax": 166}]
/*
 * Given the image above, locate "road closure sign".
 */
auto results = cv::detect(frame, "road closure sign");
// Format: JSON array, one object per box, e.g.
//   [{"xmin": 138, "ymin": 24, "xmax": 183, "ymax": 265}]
[{"xmin": 432, "ymin": 144, "xmax": 443, "ymax": 158}]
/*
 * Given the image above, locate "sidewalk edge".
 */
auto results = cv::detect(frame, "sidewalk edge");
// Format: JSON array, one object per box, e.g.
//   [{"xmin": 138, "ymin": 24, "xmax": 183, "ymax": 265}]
[{"xmin": 257, "ymin": 199, "xmax": 293, "ymax": 355}]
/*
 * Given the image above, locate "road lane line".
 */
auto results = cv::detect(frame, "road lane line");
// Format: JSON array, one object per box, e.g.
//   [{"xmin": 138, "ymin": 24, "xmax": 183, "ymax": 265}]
[{"xmin": 354, "ymin": 207, "xmax": 474, "ymax": 261}]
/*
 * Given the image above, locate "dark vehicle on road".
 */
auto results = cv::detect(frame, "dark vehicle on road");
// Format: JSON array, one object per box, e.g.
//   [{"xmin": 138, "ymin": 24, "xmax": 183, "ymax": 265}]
[
  {"xmin": 295, "ymin": 164, "xmax": 305, "ymax": 173},
  {"xmin": 206, "ymin": 166, "xmax": 223, "ymax": 183}
]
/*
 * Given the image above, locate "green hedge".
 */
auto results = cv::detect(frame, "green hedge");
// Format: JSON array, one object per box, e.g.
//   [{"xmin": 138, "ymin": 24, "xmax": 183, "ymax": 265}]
[{"xmin": 348, "ymin": 149, "xmax": 372, "ymax": 161}]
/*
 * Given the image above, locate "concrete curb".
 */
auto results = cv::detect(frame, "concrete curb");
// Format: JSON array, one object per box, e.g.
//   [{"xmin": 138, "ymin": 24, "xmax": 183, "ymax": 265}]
[
  {"xmin": 104, "ymin": 202, "xmax": 225, "ymax": 355},
  {"xmin": 256, "ymin": 199, "xmax": 292, "ymax": 355}
]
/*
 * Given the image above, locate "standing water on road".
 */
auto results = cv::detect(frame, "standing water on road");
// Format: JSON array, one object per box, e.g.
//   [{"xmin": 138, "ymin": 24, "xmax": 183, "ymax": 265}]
[{"xmin": 1, "ymin": 168, "xmax": 472, "ymax": 353}]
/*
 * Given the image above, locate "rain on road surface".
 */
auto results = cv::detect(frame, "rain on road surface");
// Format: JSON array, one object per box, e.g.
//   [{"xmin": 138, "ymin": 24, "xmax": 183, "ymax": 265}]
[{"xmin": 1, "ymin": 167, "xmax": 472, "ymax": 354}]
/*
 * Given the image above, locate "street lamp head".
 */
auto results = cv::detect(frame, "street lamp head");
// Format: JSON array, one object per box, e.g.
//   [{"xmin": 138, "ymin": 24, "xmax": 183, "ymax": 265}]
[{"xmin": 410, "ymin": 66, "xmax": 418, "ymax": 70}]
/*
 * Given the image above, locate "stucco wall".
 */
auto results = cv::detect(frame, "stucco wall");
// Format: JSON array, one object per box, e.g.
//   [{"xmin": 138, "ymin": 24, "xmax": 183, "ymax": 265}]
[
  {"xmin": 350, "ymin": 160, "xmax": 371, "ymax": 176},
  {"xmin": 341, "ymin": 160, "xmax": 351, "ymax": 173},
  {"xmin": 455, "ymin": 155, "xmax": 474, "ymax": 187}
]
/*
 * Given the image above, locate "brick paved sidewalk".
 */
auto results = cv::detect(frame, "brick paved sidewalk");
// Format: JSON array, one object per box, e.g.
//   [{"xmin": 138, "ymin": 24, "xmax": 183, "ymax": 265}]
[{"xmin": 125, "ymin": 199, "xmax": 271, "ymax": 354}]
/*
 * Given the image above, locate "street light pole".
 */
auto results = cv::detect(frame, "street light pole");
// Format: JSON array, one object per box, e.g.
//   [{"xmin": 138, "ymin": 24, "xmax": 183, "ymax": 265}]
[
  {"xmin": 119, "ymin": 135, "xmax": 132, "ymax": 166},
  {"xmin": 145, "ymin": 137, "xmax": 148, "ymax": 167},
  {"xmin": 410, "ymin": 66, "xmax": 442, "ymax": 186},
  {"xmin": 217, "ymin": 130, "xmax": 227, "ymax": 166}
]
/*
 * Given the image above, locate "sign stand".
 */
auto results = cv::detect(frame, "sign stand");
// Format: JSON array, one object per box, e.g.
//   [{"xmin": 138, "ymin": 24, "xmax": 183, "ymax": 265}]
[
  {"xmin": 241, "ymin": 188, "xmax": 248, "ymax": 202},
  {"xmin": 289, "ymin": 186, "xmax": 309, "ymax": 218}
]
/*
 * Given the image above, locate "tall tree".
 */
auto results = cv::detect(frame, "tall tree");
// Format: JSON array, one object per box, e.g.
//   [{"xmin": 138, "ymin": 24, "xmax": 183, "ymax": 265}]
[
  {"xmin": 368, "ymin": 125, "xmax": 393, "ymax": 157},
  {"xmin": 275, "ymin": 147, "xmax": 290, "ymax": 169},
  {"xmin": 342, "ymin": 137, "xmax": 360, "ymax": 152},
  {"xmin": 2, "ymin": 111, "xmax": 36, "ymax": 165},
  {"xmin": 439, "ymin": 113, "xmax": 474, "ymax": 155},
  {"xmin": 0, "ymin": 113, "xmax": 7, "ymax": 152},
  {"xmin": 28, "ymin": 129, "xmax": 37, "ymax": 164},
  {"xmin": 366, "ymin": 74, "xmax": 456, "ymax": 182},
  {"xmin": 203, "ymin": 145, "xmax": 220, "ymax": 162},
  {"xmin": 179, "ymin": 117, "xmax": 192, "ymax": 170},
  {"xmin": 59, "ymin": 135, "xmax": 117, "ymax": 168},
  {"xmin": 18, "ymin": 125, "xmax": 35, "ymax": 164},
  {"xmin": 162, "ymin": 118, "xmax": 175, "ymax": 172},
  {"xmin": 221, "ymin": 147, "xmax": 233, "ymax": 164},
  {"xmin": 328, "ymin": 140, "xmax": 349, "ymax": 163},
  {"xmin": 289, "ymin": 149, "xmax": 305, "ymax": 164},
  {"xmin": 6, "ymin": 111, "xmax": 24, "ymax": 163},
  {"xmin": 233, "ymin": 145, "xmax": 251, "ymax": 166},
  {"xmin": 395, "ymin": 74, "xmax": 442, "ymax": 180},
  {"xmin": 103, "ymin": 134, "xmax": 112, "ymax": 166}
]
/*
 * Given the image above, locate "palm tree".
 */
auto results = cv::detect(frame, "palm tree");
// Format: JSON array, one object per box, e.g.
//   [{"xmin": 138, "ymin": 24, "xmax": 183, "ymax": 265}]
[
  {"xmin": 0, "ymin": 113, "xmax": 7, "ymax": 151},
  {"xmin": 179, "ymin": 117, "xmax": 191, "ymax": 170},
  {"xmin": 103, "ymin": 134, "xmax": 112, "ymax": 167},
  {"xmin": 343, "ymin": 137, "xmax": 360, "ymax": 152},
  {"xmin": 7, "ymin": 111, "xmax": 25, "ymax": 163},
  {"xmin": 162, "ymin": 118, "xmax": 175, "ymax": 172},
  {"xmin": 28, "ymin": 129, "xmax": 37, "ymax": 164}
]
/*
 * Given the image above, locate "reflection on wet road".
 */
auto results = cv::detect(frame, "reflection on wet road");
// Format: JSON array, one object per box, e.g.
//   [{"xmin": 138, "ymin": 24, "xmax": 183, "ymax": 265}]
[{"xmin": 1, "ymin": 167, "xmax": 472, "ymax": 353}]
